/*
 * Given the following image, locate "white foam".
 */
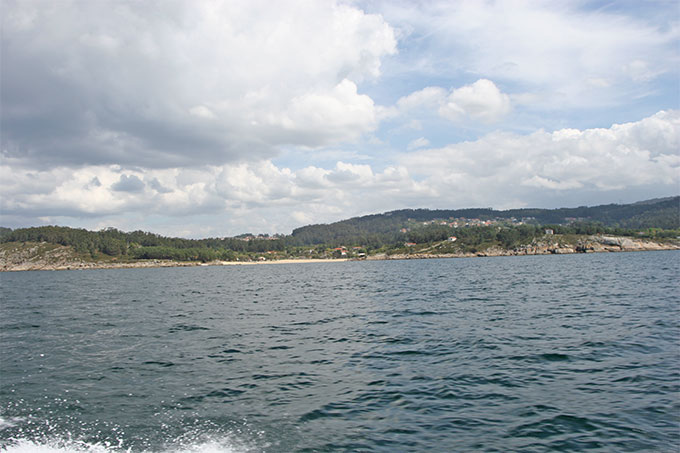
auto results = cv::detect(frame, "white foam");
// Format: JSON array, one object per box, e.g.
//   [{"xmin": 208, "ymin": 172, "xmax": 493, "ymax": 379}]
[
  {"xmin": 164, "ymin": 439, "xmax": 242, "ymax": 453},
  {"xmin": 0, "ymin": 439, "xmax": 115, "ymax": 453},
  {"xmin": 0, "ymin": 416, "xmax": 26, "ymax": 430},
  {"xmin": 0, "ymin": 438, "xmax": 246, "ymax": 453}
]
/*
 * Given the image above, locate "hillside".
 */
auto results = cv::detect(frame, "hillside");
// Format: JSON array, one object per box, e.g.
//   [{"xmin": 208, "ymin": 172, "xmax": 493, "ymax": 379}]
[
  {"xmin": 290, "ymin": 196, "xmax": 680, "ymax": 245},
  {"xmin": 0, "ymin": 196, "xmax": 678, "ymax": 270},
  {"xmin": 0, "ymin": 241, "xmax": 212, "ymax": 271}
]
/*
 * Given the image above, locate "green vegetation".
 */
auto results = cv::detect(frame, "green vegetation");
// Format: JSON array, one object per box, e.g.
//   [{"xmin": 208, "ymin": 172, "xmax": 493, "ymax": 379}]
[
  {"xmin": 0, "ymin": 226, "xmax": 287, "ymax": 262},
  {"xmin": 1, "ymin": 197, "xmax": 678, "ymax": 262},
  {"xmin": 0, "ymin": 227, "xmax": 13, "ymax": 239},
  {"xmin": 291, "ymin": 196, "xmax": 680, "ymax": 244}
]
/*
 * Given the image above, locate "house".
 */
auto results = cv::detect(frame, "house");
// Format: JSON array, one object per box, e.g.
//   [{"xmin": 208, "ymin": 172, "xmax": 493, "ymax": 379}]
[
  {"xmin": 545, "ymin": 229, "xmax": 554, "ymax": 235},
  {"xmin": 405, "ymin": 242, "xmax": 417, "ymax": 247},
  {"xmin": 448, "ymin": 236, "xmax": 457, "ymax": 242}
]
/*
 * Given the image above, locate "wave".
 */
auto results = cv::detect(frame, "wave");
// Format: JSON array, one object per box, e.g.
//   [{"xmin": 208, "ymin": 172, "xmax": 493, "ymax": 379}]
[
  {"xmin": 0, "ymin": 417, "xmax": 26, "ymax": 430},
  {"xmin": 1, "ymin": 437, "xmax": 248, "ymax": 453},
  {"xmin": 1, "ymin": 417, "xmax": 253, "ymax": 453}
]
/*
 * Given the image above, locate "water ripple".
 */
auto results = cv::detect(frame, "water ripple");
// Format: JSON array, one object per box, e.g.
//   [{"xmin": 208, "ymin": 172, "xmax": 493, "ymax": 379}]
[{"xmin": 1, "ymin": 251, "xmax": 678, "ymax": 452}]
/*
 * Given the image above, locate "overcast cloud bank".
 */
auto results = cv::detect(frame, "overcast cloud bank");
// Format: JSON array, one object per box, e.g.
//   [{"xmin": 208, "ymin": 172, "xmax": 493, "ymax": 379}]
[{"xmin": 2, "ymin": 110, "xmax": 677, "ymax": 236}]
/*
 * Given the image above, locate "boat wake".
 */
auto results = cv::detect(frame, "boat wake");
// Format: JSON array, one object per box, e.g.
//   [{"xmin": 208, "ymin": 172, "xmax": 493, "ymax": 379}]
[
  {"xmin": 1, "ymin": 437, "xmax": 248, "ymax": 453},
  {"xmin": 0, "ymin": 416, "xmax": 253, "ymax": 453}
]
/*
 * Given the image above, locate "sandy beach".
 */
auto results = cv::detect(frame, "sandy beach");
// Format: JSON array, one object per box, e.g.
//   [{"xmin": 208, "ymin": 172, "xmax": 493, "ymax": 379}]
[{"xmin": 209, "ymin": 258, "xmax": 350, "ymax": 266}]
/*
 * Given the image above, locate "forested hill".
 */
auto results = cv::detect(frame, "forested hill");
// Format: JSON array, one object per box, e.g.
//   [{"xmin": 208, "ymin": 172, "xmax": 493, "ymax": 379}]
[
  {"xmin": 0, "ymin": 197, "xmax": 677, "ymax": 262},
  {"xmin": 290, "ymin": 196, "xmax": 680, "ymax": 245}
]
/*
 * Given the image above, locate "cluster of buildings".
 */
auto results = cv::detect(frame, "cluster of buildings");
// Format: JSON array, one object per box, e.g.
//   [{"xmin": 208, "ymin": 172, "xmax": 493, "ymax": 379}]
[
  {"xmin": 331, "ymin": 246, "xmax": 366, "ymax": 257},
  {"xmin": 233, "ymin": 234, "xmax": 284, "ymax": 241},
  {"xmin": 402, "ymin": 216, "xmax": 536, "ymax": 231}
]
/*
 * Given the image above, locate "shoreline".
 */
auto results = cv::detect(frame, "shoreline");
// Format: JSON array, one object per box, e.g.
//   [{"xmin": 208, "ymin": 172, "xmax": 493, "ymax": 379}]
[
  {"xmin": 1, "ymin": 238, "xmax": 678, "ymax": 272},
  {"xmin": 0, "ymin": 257, "xmax": 352, "ymax": 272}
]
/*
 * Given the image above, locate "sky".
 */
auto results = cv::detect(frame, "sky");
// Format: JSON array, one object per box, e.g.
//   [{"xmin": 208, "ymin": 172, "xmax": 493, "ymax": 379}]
[{"xmin": 1, "ymin": 0, "xmax": 679, "ymax": 237}]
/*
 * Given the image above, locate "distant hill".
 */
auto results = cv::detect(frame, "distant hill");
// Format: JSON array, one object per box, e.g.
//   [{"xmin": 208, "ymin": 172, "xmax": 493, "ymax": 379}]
[
  {"xmin": 290, "ymin": 196, "xmax": 680, "ymax": 245},
  {"xmin": 1, "ymin": 197, "xmax": 678, "ymax": 259}
]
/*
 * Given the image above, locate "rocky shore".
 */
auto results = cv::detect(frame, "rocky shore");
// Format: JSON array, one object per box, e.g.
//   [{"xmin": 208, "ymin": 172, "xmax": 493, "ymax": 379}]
[
  {"xmin": 368, "ymin": 235, "xmax": 679, "ymax": 261},
  {"xmin": 1, "ymin": 235, "xmax": 678, "ymax": 272},
  {"xmin": 0, "ymin": 242, "xmax": 349, "ymax": 272},
  {"xmin": 0, "ymin": 242, "xmax": 200, "ymax": 272}
]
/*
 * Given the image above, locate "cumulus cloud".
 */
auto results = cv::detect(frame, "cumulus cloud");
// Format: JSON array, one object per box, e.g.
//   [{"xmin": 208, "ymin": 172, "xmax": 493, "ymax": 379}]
[
  {"xmin": 1, "ymin": 111, "xmax": 677, "ymax": 236},
  {"xmin": 1, "ymin": 0, "xmax": 396, "ymax": 169},
  {"xmin": 273, "ymin": 79, "xmax": 378, "ymax": 145},
  {"xmin": 393, "ymin": 79, "xmax": 511, "ymax": 123},
  {"xmin": 439, "ymin": 79, "xmax": 511, "ymax": 123},
  {"xmin": 401, "ymin": 110, "xmax": 680, "ymax": 203}
]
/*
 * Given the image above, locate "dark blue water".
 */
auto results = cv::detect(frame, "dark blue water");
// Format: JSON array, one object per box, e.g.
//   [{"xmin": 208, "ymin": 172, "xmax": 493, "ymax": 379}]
[{"xmin": 1, "ymin": 251, "xmax": 679, "ymax": 452}]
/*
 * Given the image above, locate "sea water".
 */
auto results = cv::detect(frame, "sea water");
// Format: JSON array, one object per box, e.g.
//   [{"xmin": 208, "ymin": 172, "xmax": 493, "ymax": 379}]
[{"xmin": 1, "ymin": 251, "xmax": 678, "ymax": 452}]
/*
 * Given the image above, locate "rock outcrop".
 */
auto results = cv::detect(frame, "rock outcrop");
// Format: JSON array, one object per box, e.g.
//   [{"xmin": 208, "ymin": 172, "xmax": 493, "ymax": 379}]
[
  {"xmin": 0, "ymin": 242, "xmax": 198, "ymax": 271},
  {"xmin": 378, "ymin": 235, "xmax": 679, "ymax": 261}
]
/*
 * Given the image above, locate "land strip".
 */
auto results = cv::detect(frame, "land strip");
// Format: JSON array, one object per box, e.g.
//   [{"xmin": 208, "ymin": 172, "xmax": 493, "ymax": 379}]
[{"xmin": 1, "ymin": 235, "xmax": 677, "ymax": 272}]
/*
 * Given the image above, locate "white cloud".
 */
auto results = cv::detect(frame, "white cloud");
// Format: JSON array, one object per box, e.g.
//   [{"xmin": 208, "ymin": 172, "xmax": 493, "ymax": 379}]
[
  {"xmin": 439, "ymin": 79, "xmax": 511, "ymax": 123},
  {"xmin": 521, "ymin": 175, "xmax": 584, "ymax": 191},
  {"xmin": 2, "ymin": 111, "xmax": 677, "ymax": 236},
  {"xmin": 273, "ymin": 79, "xmax": 378, "ymax": 145},
  {"xmin": 394, "ymin": 79, "xmax": 511, "ymax": 123},
  {"xmin": 397, "ymin": 86, "xmax": 447, "ymax": 111},
  {"xmin": 401, "ymin": 110, "xmax": 680, "ymax": 201},
  {"xmin": 407, "ymin": 137, "xmax": 430, "ymax": 150},
  {"xmin": 377, "ymin": 1, "xmax": 679, "ymax": 109},
  {"xmin": 1, "ymin": 0, "xmax": 396, "ymax": 169},
  {"xmin": 622, "ymin": 59, "xmax": 661, "ymax": 83}
]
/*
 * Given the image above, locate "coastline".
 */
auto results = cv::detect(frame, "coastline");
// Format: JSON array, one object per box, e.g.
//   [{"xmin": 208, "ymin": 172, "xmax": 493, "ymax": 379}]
[
  {"xmin": 370, "ymin": 236, "xmax": 680, "ymax": 260},
  {"xmin": 0, "ymin": 256, "xmax": 352, "ymax": 272},
  {"xmin": 1, "ymin": 236, "xmax": 678, "ymax": 272}
]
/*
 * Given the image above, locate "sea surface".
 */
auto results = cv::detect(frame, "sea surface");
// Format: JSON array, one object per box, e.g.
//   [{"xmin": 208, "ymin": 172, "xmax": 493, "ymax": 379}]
[{"xmin": 1, "ymin": 251, "xmax": 678, "ymax": 452}]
